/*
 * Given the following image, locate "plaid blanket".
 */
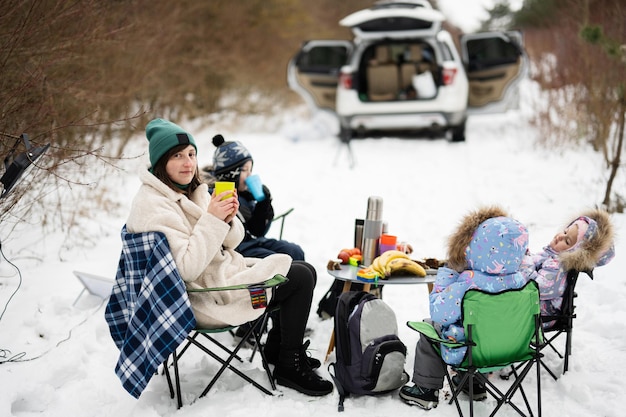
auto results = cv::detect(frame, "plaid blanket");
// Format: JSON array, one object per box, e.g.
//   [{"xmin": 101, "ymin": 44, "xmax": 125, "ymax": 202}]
[{"xmin": 104, "ymin": 226, "xmax": 196, "ymax": 398}]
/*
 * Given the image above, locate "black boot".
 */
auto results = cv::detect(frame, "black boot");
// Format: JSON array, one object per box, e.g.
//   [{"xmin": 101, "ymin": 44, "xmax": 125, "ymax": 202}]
[
  {"xmin": 273, "ymin": 348, "xmax": 333, "ymax": 396},
  {"xmin": 264, "ymin": 339, "xmax": 321, "ymax": 370}
]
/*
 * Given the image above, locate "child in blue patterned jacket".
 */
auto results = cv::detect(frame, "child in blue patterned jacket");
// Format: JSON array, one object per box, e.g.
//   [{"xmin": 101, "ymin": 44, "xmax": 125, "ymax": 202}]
[{"xmin": 400, "ymin": 205, "xmax": 530, "ymax": 410}]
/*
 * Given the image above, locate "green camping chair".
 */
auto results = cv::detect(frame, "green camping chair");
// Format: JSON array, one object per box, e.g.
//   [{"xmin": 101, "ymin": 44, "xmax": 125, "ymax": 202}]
[
  {"xmin": 107, "ymin": 226, "xmax": 287, "ymax": 408},
  {"xmin": 164, "ymin": 274, "xmax": 288, "ymax": 408},
  {"xmin": 408, "ymin": 281, "xmax": 543, "ymax": 417}
]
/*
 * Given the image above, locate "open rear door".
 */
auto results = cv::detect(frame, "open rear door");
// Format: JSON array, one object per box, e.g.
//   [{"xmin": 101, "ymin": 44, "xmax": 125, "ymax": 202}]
[
  {"xmin": 461, "ymin": 31, "xmax": 527, "ymax": 114},
  {"xmin": 339, "ymin": 2, "xmax": 444, "ymax": 39},
  {"xmin": 287, "ymin": 40, "xmax": 353, "ymax": 115}
]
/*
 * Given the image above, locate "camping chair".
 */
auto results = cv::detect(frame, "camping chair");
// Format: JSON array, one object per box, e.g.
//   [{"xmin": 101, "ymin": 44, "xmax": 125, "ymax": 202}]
[
  {"xmin": 104, "ymin": 226, "xmax": 287, "ymax": 408},
  {"xmin": 408, "ymin": 281, "xmax": 543, "ymax": 417},
  {"xmin": 165, "ymin": 275, "xmax": 288, "ymax": 408},
  {"xmin": 538, "ymin": 269, "xmax": 592, "ymax": 378},
  {"xmin": 501, "ymin": 269, "xmax": 592, "ymax": 381}
]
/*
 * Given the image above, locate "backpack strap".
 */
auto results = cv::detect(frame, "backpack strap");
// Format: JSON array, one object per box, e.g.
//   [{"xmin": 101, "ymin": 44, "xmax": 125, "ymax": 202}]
[
  {"xmin": 328, "ymin": 362, "xmax": 347, "ymax": 412},
  {"xmin": 335, "ymin": 291, "xmax": 372, "ymax": 365}
]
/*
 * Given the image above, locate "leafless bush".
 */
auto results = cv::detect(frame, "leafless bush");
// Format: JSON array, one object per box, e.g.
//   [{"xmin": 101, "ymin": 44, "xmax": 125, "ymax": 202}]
[
  {"xmin": 0, "ymin": 0, "xmax": 373, "ymax": 249},
  {"xmin": 513, "ymin": 0, "xmax": 625, "ymax": 212}
]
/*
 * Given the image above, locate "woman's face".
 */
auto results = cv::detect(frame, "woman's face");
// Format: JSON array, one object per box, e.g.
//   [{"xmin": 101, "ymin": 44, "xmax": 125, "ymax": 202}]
[
  {"xmin": 165, "ymin": 145, "xmax": 197, "ymax": 185},
  {"xmin": 238, "ymin": 160, "xmax": 253, "ymax": 191},
  {"xmin": 549, "ymin": 223, "xmax": 579, "ymax": 252}
]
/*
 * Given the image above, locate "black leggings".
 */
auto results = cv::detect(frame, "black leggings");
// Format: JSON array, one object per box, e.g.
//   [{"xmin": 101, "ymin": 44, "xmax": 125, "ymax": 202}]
[{"xmin": 267, "ymin": 260, "xmax": 317, "ymax": 351}]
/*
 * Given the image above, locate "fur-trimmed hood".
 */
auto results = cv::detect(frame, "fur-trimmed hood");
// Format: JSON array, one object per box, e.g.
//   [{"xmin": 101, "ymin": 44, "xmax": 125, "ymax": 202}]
[
  {"xmin": 446, "ymin": 205, "xmax": 510, "ymax": 272},
  {"xmin": 559, "ymin": 208, "xmax": 615, "ymax": 272}
]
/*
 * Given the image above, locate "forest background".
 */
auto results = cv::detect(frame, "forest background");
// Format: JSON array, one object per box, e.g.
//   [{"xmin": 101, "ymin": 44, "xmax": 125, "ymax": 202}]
[{"xmin": 0, "ymin": 0, "xmax": 624, "ymax": 249}]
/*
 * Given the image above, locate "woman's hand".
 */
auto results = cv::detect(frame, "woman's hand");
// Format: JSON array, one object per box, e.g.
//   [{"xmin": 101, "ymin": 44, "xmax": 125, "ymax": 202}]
[{"xmin": 208, "ymin": 189, "xmax": 239, "ymax": 222}]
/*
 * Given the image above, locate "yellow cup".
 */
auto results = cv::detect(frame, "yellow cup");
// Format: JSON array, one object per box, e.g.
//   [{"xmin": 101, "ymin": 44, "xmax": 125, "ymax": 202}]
[{"xmin": 214, "ymin": 181, "xmax": 235, "ymax": 200}]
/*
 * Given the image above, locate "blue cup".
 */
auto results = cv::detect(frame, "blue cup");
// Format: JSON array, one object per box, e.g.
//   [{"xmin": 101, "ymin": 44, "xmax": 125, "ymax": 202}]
[{"xmin": 245, "ymin": 174, "xmax": 265, "ymax": 201}]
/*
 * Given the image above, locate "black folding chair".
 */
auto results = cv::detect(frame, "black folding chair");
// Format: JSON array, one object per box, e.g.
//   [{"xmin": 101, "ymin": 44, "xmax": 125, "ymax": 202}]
[
  {"xmin": 538, "ymin": 269, "xmax": 593, "ymax": 379},
  {"xmin": 501, "ymin": 269, "xmax": 593, "ymax": 381}
]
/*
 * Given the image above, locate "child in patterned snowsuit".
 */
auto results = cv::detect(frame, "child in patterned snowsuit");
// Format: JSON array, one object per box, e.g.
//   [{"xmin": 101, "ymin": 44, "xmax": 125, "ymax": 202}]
[
  {"xmin": 520, "ymin": 208, "xmax": 615, "ymax": 328},
  {"xmin": 400, "ymin": 205, "xmax": 530, "ymax": 410}
]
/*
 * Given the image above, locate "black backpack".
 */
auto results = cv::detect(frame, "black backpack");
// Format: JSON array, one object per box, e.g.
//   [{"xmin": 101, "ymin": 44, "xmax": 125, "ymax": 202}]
[
  {"xmin": 329, "ymin": 291, "xmax": 408, "ymax": 411},
  {"xmin": 316, "ymin": 280, "xmax": 382, "ymax": 320}
]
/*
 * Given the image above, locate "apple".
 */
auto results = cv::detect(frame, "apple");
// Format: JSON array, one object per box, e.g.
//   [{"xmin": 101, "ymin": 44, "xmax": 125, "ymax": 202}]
[{"xmin": 337, "ymin": 251, "xmax": 350, "ymax": 264}]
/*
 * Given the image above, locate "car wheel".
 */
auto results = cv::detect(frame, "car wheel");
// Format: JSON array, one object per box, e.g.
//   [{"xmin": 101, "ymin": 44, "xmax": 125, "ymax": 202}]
[{"xmin": 450, "ymin": 123, "xmax": 466, "ymax": 142}]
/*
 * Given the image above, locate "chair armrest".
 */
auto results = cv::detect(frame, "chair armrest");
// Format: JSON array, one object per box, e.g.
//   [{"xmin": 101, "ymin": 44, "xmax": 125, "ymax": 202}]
[
  {"xmin": 271, "ymin": 208, "xmax": 294, "ymax": 240},
  {"xmin": 187, "ymin": 274, "xmax": 288, "ymax": 293},
  {"xmin": 272, "ymin": 208, "xmax": 294, "ymax": 222},
  {"xmin": 407, "ymin": 321, "xmax": 465, "ymax": 349}
]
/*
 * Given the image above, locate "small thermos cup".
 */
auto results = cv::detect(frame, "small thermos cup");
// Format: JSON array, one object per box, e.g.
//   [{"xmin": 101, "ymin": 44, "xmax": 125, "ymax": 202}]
[{"xmin": 379, "ymin": 234, "xmax": 397, "ymax": 254}]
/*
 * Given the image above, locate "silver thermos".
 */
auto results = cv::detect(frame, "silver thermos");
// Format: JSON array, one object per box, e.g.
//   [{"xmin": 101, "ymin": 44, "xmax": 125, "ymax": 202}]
[{"xmin": 361, "ymin": 196, "xmax": 383, "ymax": 266}]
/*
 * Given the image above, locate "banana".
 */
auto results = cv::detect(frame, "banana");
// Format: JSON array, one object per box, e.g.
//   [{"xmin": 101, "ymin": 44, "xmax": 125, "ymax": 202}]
[
  {"xmin": 385, "ymin": 258, "xmax": 427, "ymax": 278},
  {"xmin": 371, "ymin": 256, "xmax": 383, "ymax": 275},
  {"xmin": 380, "ymin": 249, "xmax": 410, "ymax": 264},
  {"xmin": 368, "ymin": 250, "xmax": 414, "ymax": 276},
  {"xmin": 370, "ymin": 250, "xmax": 410, "ymax": 276},
  {"xmin": 378, "ymin": 250, "xmax": 410, "ymax": 266}
]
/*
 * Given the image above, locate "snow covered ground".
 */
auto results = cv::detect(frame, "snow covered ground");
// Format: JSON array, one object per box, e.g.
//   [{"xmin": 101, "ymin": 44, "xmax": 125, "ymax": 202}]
[{"xmin": 0, "ymin": 78, "xmax": 623, "ymax": 417}]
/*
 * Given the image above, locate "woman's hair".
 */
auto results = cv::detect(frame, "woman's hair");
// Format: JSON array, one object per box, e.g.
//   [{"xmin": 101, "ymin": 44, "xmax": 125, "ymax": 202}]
[{"xmin": 152, "ymin": 143, "xmax": 203, "ymax": 195}]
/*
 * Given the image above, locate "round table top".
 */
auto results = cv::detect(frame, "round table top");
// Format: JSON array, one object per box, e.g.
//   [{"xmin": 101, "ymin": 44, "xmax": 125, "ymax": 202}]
[{"xmin": 327, "ymin": 264, "xmax": 437, "ymax": 285}]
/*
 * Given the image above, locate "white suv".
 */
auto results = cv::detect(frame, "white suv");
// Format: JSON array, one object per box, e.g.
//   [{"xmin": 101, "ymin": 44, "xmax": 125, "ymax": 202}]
[{"xmin": 287, "ymin": 0, "xmax": 526, "ymax": 142}]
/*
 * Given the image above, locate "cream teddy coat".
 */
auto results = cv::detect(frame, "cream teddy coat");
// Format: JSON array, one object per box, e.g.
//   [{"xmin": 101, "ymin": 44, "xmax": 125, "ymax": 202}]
[{"xmin": 126, "ymin": 168, "xmax": 292, "ymax": 328}]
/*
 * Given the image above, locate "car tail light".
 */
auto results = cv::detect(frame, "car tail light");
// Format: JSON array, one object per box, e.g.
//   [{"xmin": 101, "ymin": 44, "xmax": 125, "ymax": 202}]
[
  {"xmin": 339, "ymin": 72, "xmax": 353, "ymax": 90},
  {"xmin": 442, "ymin": 67, "xmax": 457, "ymax": 85}
]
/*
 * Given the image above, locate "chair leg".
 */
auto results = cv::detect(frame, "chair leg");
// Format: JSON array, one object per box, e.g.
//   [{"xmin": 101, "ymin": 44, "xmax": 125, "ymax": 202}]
[
  {"xmin": 173, "ymin": 348, "xmax": 183, "ymax": 409},
  {"xmin": 563, "ymin": 329, "xmax": 572, "ymax": 374},
  {"xmin": 447, "ymin": 370, "xmax": 471, "ymax": 417},
  {"xmin": 160, "ymin": 350, "xmax": 183, "ymax": 408},
  {"xmin": 453, "ymin": 362, "xmax": 539, "ymax": 417},
  {"xmin": 250, "ymin": 316, "xmax": 277, "ymax": 391},
  {"xmin": 192, "ymin": 322, "xmax": 274, "ymax": 398},
  {"xmin": 162, "ymin": 356, "xmax": 175, "ymax": 399},
  {"xmin": 170, "ymin": 317, "xmax": 276, "ymax": 407},
  {"xmin": 198, "ymin": 332, "xmax": 244, "ymax": 363},
  {"xmin": 468, "ymin": 373, "xmax": 474, "ymax": 417},
  {"xmin": 536, "ymin": 349, "xmax": 542, "ymax": 417},
  {"xmin": 543, "ymin": 332, "xmax": 565, "ymax": 359},
  {"xmin": 500, "ymin": 362, "xmax": 524, "ymax": 380},
  {"xmin": 538, "ymin": 357, "xmax": 559, "ymax": 381},
  {"xmin": 249, "ymin": 313, "xmax": 271, "ymax": 362},
  {"xmin": 445, "ymin": 371, "xmax": 465, "ymax": 417},
  {"xmin": 488, "ymin": 364, "xmax": 534, "ymax": 417}
]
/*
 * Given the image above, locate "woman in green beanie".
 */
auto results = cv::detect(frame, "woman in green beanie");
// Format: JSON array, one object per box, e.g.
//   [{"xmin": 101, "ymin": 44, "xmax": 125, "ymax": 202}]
[{"xmin": 125, "ymin": 118, "xmax": 332, "ymax": 397}]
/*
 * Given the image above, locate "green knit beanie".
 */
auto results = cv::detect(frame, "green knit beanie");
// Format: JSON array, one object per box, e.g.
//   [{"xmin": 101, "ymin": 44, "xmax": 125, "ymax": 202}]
[{"xmin": 146, "ymin": 118, "xmax": 197, "ymax": 168}]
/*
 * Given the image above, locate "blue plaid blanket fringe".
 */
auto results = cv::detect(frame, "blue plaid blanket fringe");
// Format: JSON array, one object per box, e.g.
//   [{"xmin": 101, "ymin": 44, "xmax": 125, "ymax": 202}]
[{"xmin": 104, "ymin": 226, "xmax": 196, "ymax": 398}]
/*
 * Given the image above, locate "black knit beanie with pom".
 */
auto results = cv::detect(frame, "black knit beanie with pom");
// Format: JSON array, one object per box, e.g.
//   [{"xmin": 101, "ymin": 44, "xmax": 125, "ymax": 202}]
[{"xmin": 211, "ymin": 134, "xmax": 252, "ymax": 183}]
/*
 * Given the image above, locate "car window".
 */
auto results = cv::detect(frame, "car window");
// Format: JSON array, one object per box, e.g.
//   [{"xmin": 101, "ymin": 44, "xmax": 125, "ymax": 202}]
[
  {"xmin": 389, "ymin": 44, "xmax": 406, "ymax": 63},
  {"xmin": 466, "ymin": 37, "xmax": 521, "ymax": 71},
  {"xmin": 355, "ymin": 17, "xmax": 436, "ymax": 33},
  {"xmin": 439, "ymin": 42, "xmax": 454, "ymax": 61},
  {"xmin": 296, "ymin": 46, "xmax": 349, "ymax": 74},
  {"xmin": 371, "ymin": 1, "xmax": 429, "ymax": 10}
]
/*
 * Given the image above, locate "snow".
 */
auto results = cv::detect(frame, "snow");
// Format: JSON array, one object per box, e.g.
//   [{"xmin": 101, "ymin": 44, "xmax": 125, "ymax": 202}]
[{"xmin": 0, "ymin": 77, "xmax": 624, "ymax": 417}]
